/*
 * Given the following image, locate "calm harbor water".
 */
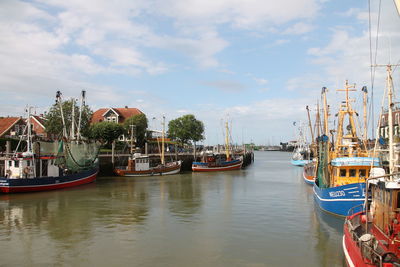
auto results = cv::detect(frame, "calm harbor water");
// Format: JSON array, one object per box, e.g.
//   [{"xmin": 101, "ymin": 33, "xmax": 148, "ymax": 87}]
[{"xmin": 0, "ymin": 151, "xmax": 344, "ymax": 266}]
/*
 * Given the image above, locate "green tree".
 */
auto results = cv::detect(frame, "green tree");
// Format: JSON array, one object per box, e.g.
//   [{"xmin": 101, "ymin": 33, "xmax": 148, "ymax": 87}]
[
  {"xmin": 44, "ymin": 99, "xmax": 93, "ymax": 138},
  {"xmin": 167, "ymin": 114, "xmax": 204, "ymax": 145},
  {"xmin": 123, "ymin": 113, "xmax": 148, "ymax": 147},
  {"xmin": 88, "ymin": 122, "xmax": 126, "ymax": 145}
]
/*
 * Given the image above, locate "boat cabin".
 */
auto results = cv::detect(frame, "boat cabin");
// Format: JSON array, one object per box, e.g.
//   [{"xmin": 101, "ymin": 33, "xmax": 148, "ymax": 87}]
[
  {"xmin": 370, "ymin": 180, "xmax": 400, "ymax": 239},
  {"xmin": 127, "ymin": 154, "xmax": 150, "ymax": 171},
  {"xmin": 4, "ymin": 153, "xmax": 59, "ymax": 179},
  {"xmin": 332, "ymin": 166, "xmax": 370, "ymax": 186}
]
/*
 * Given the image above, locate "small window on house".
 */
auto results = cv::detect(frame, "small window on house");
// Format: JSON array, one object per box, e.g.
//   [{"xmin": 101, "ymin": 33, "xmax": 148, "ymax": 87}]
[
  {"xmin": 112, "ymin": 117, "xmax": 117, "ymax": 122},
  {"xmin": 349, "ymin": 169, "xmax": 356, "ymax": 177},
  {"xmin": 8, "ymin": 161, "xmax": 12, "ymax": 167},
  {"xmin": 27, "ymin": 161, "xmax": 30, "ymax": 166},
  {"xmin": 15, "ymin": 161, "xmax": 19, "ymax": 168},
  {"xmin": 15, "ymin": 125, "xmax": 19, "ymax": 133},
  {"xmin": 359, "ymin": 169, "xmax": 366, "ymax": 178},
  {"xmin": 340, "ymin": 169, "xmax": 347, "ymax": 177}
]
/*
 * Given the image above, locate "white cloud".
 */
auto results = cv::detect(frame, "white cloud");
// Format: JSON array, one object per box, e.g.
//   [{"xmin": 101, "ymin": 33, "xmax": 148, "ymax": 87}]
[
  {"xmin": 254, "ymin": 78, "xmax": 268, "ymax": 85},
  {"xmin": 283, "ymin": 22, "xmax": 315, "ymax": 35}
]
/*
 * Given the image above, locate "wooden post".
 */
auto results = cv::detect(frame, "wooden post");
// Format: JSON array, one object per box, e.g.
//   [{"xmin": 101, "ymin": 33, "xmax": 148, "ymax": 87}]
[
  {"xmin": 111, "ymin": 141, "xmax": 115, "ymax": 165},
  {"xmin": 145, "ymin": 142, "xmax": 148, "ymax": 155},
  {"xmin": 6, "ymin": 141, "xmax": 11, "ymax": 155}
]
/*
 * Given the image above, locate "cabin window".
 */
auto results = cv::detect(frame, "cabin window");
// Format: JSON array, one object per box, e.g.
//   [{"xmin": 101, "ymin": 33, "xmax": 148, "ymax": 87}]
[
  {"xmin": 349, "ymin": 169, "xmax": 356, "ymax": 177},
  {"xmin": 14, "ymin": 161, "xmax": 19, "ymax": 168},
  {"xmin": 359, "ymin": 169, "xmax": 366, "ymax": 178},
  {"xmin": 397, "ymin": 192, "xmax": 400, "ymax": 209},
  {"xmin": 340, "ymin": 169, "xmax": 347, "ymax": 177},
  {"xmin": 8, "ymin": 161, "xmax": 12, "ymax": 167}
]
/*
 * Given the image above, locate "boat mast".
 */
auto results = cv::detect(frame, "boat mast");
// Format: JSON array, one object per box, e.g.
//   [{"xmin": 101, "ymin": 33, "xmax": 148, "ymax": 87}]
[
  {"xmin": 335, "ymin": 81, "xmax": 357, "ymax": 154},
  {"xmin": 27, "ymin": 106, "xmax": 32, "ymax": 153},
  {"xmin": 386, "ymin": 65, "xmax": 395, "ymax": 174},
  {"xmin": 225, "ymin": 121, "xmax": 230, "ymax": 160},
  {"xmin": 316, "ymin": 102, "xmax": 321, "ymax": 137},
  {"xmin": 71, "ymin": 98, "xmax": 75, "ymax": 140},
  {"xmin": 322, "ymin": 87, "xmax": 329, "ymax": 137},
  {"xmin": 77, "ymin": 90, "xmax": 86, "ymax": 141},
  {"xmin": 56, "ymin": 91, "xmax": 68, "ymax": 139},
  {"xmin": 161, "ymin": 116, "xmax": 165, "ymax": 165},
  {"xmin": 306, "ymin": 106, "xmax": 314, "ymax": 142},
  {"xmin": 362, "ymin": 86, "xmax": 368, "ymax": 143}
]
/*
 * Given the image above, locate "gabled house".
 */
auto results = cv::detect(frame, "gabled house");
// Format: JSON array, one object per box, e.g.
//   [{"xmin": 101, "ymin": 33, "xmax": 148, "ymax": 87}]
[
  {"xmin": 0, "ymin": 115, "xmax": 48, "ymax": 140},
  {"xmin": 91, "ymin": 106, "xmax": 143, "ymax": 124},
  {"xmin": 0, "ymin": 117, "xmax": 25, "ymax": 138},
  {"xmin": 29, "ymin": 115, "xmax": 47, "ymax": 138},
  {"xmin": 91, "ymin": 106, "xmax": 144, "ymax": 141}
]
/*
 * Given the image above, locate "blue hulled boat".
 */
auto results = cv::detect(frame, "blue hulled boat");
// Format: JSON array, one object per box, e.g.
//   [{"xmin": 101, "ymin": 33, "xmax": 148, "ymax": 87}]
[{"xmin": 313, "ymin": 82, "xmax": 379, "ymax": 216}]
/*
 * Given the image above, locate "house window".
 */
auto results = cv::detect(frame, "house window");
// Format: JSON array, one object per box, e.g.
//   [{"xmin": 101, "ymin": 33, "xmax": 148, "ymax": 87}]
[
  {"xmin": 112, "ymin": 117, "xmax": 117, "ymax": 122},
  {"xmin": 15, "ymin": 125, "xmax": 19, "ymax": 133},
  {"xmin": 8, "ymin": 161, "xmax": 12, "ymax": 167},
  {"xmin": 15, "ymin": 161, "xmax": 19, "ymax": 168},
  {"xmin": 382, "ymin": 116, "xmax": 385, "ymax": 125}
]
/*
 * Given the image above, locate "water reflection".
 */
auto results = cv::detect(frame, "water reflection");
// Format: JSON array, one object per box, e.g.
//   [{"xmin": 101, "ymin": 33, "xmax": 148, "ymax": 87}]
[
  {"xmin": 0, "ymin": 152, "xmax": 347, "ymax": 266},
  {"xmin": 313, "ymin": 203, "xmax": 345, "ymax": 266}
]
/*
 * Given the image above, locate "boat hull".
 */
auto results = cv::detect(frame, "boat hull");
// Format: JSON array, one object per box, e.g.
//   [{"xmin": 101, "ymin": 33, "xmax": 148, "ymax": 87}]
[
  {"xmin": 343, "ymin": 216, "xmax": 375, "ymax": 267},
  {"xmin": 114, "ymin": 162, "xmax": 181, "ymax": 177},
  {"xmin": 303, "ymin": 162, "xmax": 315, "ymax": 185},
  {"xmin": 313, "ymin": 182, "xmax": 365, "ymax": 217},
  {"xmin": 0, "ymin": 168, "xmax": 98, "ymax": 193},
  {"xmin": 192, "ymin": 159, "xmax": 242, "ymax": 172},
  {"xmin": 291, "ymin": 159, "xmax": 311, "ymax": 167}
]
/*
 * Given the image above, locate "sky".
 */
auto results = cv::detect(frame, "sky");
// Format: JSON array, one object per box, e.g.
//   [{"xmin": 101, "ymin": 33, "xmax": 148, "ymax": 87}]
[{"xmin": 0, "ymin": 0, "xmax": 399, "ymax": 145}]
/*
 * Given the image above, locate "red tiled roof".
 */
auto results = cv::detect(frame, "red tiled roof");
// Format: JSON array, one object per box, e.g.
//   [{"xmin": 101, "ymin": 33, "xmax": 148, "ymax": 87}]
[
  {"xmin": 0, "ymin": 117, "xmax": 22, "ymax": 137},
  {"xmin": 91, "ymin": 107, "xmax": 143, "ymax": 124}
]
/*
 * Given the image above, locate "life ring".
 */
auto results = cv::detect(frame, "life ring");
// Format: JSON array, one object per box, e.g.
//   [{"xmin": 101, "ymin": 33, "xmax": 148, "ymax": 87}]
[{"xmin": 207, "ymin": 156, "xmax": 214, "ymax": 162}]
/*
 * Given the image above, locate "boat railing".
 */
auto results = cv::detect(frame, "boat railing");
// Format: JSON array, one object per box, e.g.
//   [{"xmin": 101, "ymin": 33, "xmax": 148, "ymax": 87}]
[{"xmin": 347, "ymin": 204, "xmax": 365, "ymax": 217}]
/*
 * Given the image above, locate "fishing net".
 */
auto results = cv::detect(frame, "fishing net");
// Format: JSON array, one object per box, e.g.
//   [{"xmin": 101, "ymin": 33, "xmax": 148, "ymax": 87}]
[
  {"xmin": 64, "ymin": 141, "xmax": 100, "ymax": 172},
  {"xmin": 36, "ymin": 141, "xmax": 59, "ymax": 155}
]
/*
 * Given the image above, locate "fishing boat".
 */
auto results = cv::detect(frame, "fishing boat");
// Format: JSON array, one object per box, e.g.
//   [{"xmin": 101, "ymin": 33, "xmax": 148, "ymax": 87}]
[
  {"xmin": 313, "ymin": 82, "xmax": 379, "ymax": 216},
  {"xmin": 114, "ymin": 116, "xmax": 181, "ymax": 176},
  {"xmin": 303, "ymin": 161, "xmax": 316, "ymax": 185},
  {"xmin": 192, "ymin": 121, "xmax": 243, "ymax": 172},
  {"xmin": 0, "ymin": 91, "xmax": 99, "ymax": 193},
  {"xmin": 291, "ymin": 123, "xmax": 311, "ymax": 167},
  {"xmin": 343, "ymin": 61, "xmax": 400, "ymax": 266}
]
